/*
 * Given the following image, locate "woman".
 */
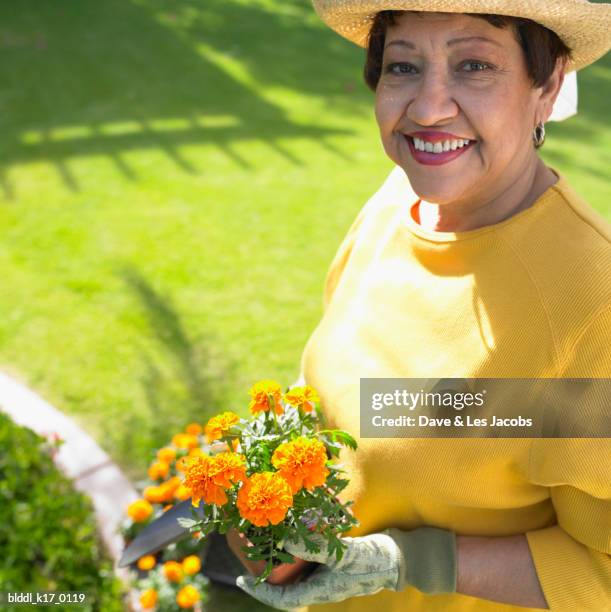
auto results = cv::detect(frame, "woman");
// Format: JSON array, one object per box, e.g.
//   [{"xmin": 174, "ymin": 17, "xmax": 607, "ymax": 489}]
[{"xmin": 238, "ymin": 2, "xmax": 611, "ymax": 611}]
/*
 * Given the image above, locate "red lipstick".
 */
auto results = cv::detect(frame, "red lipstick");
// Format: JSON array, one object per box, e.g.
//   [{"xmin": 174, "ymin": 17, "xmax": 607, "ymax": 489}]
[{"xmin": 405, "ymin": 131, "xmax": 476, "ymax": 166}]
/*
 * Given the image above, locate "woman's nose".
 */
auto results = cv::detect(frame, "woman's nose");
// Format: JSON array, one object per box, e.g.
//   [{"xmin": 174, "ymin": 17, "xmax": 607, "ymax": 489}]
[{"xmin": 405, "ymin": 67, "xmax": 459, "ymax": 126}]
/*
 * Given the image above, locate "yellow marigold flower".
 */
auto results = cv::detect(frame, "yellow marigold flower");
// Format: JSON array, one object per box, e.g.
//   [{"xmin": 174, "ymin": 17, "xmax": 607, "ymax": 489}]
[
  {"xmin": 172, "ymin": 433, "xmax": 199, "ymax": 449},
  {"xmin": 182, "ymin": 555, "xmax": 201, "ymax": 576},
  {"xmin": 237, "ymin": 472, "xmax": 293, "ymax": 526},
  {"xmin": 143, "ymin": 486, "xmax": 165, "ymax": 504},
  {"xmin": 146, "ymin": 476, "xmax": 181, "ymax": 505},
  {"xmin": 139, "ymin": 588, "xmax": 158, "ymax": 610},
  {"xmin": 188, "ymin": 447, "xmax": 205, "ymax": 457},
  {"xmin": 127, "ymin": 499, "xmax": 153, "ymax": 522},
  {"xmin": 163, "ymin": 560, "xmax": 184, "ymax": 583},
  {"xmin": 182, "ymin": 453, "xmax": 246, "ymax": 507},
  {"xmin": 186, "ymin": 422, "xmax": 203, "ymax": 436},
  {"xmin": 284, "ymin": 385, "xmax": 320, "ymax": 413},
  {"xmin": 176, "ymin": 584, "xmax": 200, "ymax": 609},
  {"xmin": 271, "ymin": 437, "xmax": 329, "ymax": 494},
  {"xmin": 137, "ymin": 555, "xmax": 156, "ymax": 571},
  {"xmin": 148, "ymin": 461, "xmax": 170, "ymax": 481},
  {"xmin": 174, "ymin": 483, "xmax": 191, "ymax": 501},
  {"xmin": 248, "ymin": 379, "xmax": 283, "ymax": 415},
  {"xmin": 175, "ymin": 456, "xmax": 189, "ymax": 472},
  {"xmin": 157, "ymin": 446, "xmax": 176, "ymax": 463},
  {"xmin": 205, "ymin": 411, "xmax": 240, "ymax": 442}
]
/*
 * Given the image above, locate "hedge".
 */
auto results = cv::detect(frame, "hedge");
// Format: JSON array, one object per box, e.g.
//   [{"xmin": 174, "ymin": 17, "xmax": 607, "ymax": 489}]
[{"xmin": 0, "ymin": 412, "xmax": 123, "ymax": 610}]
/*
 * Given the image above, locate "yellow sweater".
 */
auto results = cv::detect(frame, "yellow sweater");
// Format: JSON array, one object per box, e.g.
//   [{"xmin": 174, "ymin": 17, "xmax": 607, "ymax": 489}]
[{"xmin": 300, "ymin": 168, "xmax": 611, "ymax": 612}]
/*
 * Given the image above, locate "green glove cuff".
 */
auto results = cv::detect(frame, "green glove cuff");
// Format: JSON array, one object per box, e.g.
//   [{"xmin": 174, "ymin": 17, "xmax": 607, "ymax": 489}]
[{"xmin": 386, "ymin": 526, "xmax": 457, "ymax": 595}]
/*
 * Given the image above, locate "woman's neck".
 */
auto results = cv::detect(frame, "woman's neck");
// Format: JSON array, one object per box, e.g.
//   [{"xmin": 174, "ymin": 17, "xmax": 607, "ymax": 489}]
[{"xmin": 415, "ymin": 159, "xmax": 558, "ymax": 233}]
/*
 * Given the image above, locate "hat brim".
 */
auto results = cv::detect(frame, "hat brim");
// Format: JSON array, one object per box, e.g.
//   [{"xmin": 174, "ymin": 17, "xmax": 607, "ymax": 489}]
[{"xmin": 312, "ymin": 0, "xmax": 611, "ymax": 73}]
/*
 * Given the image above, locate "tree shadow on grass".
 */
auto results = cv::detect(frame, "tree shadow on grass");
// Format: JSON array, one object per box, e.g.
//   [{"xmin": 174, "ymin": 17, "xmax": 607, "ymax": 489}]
[
  {"xmin": 0, "ymin": 0, "xmax": 369, "ymax": 198},
  {"xmin": 117, "ymin": 267, "xmax": 235, "ymax": 463}
]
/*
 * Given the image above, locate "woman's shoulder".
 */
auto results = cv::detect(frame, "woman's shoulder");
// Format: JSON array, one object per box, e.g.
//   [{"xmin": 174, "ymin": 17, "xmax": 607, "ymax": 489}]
[
  {"xmin": 506, "ymin": 174, "xmax": 611, "ymax": 273},
  {"xmin": 506, "ymin": 175, "xmax": 611, "ymax": 369},
  {"xmin": 549, "ymin": 176, "xmax": 611, "ymax": 245}
]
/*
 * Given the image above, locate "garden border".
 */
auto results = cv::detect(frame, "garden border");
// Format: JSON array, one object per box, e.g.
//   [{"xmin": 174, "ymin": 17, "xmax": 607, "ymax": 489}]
[{"xmin": 0, "ymin": 371, "xmax": 137, "ymax": 584}]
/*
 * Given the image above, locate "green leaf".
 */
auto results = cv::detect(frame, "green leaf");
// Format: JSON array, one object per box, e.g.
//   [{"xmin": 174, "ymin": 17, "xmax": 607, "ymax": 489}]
[
  {"xmin": 330, "ymin": 430, "xmax": 358, "ymax": 450},
  {"xmin": 275, "ymin": 551, "xmax": 296, "ymax": 564}
]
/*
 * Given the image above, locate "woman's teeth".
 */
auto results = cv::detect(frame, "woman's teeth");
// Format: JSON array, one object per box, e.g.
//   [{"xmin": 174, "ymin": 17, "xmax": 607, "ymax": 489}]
[{"xmin": 412, "ymin": 137, "xmax": 471, "ymax": 153}]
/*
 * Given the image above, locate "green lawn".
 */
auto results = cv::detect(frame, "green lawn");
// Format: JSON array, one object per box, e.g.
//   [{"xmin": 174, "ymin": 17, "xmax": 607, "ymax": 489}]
[
  {"xmin": 1, "ymin": 0, "xmax": 609, "ymax": 480},
  {"xmin": 0, "ymin": 3, "xmax": 609, "ymax": 608}
]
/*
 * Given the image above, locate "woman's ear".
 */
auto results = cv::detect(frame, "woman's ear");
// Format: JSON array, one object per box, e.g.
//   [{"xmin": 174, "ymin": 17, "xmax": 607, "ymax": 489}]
[{"xmin": 537, "ymin": 58, "xmax": 568, "ymax": 124}]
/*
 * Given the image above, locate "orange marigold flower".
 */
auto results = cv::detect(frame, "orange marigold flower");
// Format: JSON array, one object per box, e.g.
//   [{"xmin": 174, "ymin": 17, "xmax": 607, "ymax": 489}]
[
  {"xmin": 182, "ymin": 453, "xmax": 245, "ymax": 507},
  {"xmin": 237, "ymin": 472, "xmax": 293, "ymax": 527},
  {"xmin": 148, "ymin": 461, "xmax": 170, "ymax": 481},
  {"xmin": 163, "ymin": 476, "xmax": 182, "ymax": 493},
  {"xmin": 172, "ymin": 433, "xmax": 199, "ymax": 449},
  {"xmin": 182, "ymin": 456, "xmax": 226, "ymax": 507},
  {"xmin": 204, "ymin": 411, "xmax": 240, "ymax": 442},
  {"xmin": 271, "ymin": 437, "xmax": 329, "ymax": 494},
  {"xmin": 139, "ymin": 588, "xmax": 158, "ymax": 610},
  {"xmin": 182, "ymin": 554, "xmax": 201, "ymax": 576},
  {"xmin": 211, "ymin": 452, "xmax": 247, "ymax": 488},
  {"xmin": 186, "ymin": 422, "xmax": 203, "ymax": 436},
  {"xmin": 163, "ymin": 560, "xmax": 183, "ymax": 583},
  {"xmin": 157, "ymin": 446, "xmax": 176, "ymax": 463},
  {"xmin": 137, "ymin": 555, "xmax": 156, "ymax": 571},
  {"xmin": 188, "ymin": 447, "xmax": 206, "ymax": 457},
  {"xmin": 174, "ymin": 483, "xmax": 191, "ymax": 501},
  {"xmin": 156, "ymin": 481, "xmax": 180, "ymax": 504},
  {"xmin": 248, "ymin": 379, "xmax": 283, "ymax": 415},
  {"xmin": 284, "ymin": 385, "xmax": 320, "ymax": 413},
  {"xmin": 143, "ymin": 477, "xmax": 181, "ymax": 505},
  {"xmin": 127, "ymin": 499, "xmax": 153, "ymax": 522},
  {"xmin": 176, "ymin": 585, "xmax": 200, "ymax": 609}
]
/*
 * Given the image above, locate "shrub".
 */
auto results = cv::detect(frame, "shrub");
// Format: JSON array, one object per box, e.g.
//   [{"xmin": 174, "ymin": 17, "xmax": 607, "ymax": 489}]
[{"xmin": 0, "ymin": 413, "xmax": 124, "ymax": 611}]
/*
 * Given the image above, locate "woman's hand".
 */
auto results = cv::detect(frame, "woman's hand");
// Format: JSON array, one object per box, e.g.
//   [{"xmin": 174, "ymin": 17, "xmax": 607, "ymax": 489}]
[
  {"xmin": 236, "ymin": 527, "xmax": 457, "ymax": 610},
  {"xmin": 236, "ymin": 532, "xmax": 401, "ymax": 610}
]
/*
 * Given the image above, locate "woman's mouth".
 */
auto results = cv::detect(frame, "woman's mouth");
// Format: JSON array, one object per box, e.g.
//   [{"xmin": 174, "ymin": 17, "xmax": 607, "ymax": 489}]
[{"xmin": 405, "ymin": 132, "xmax": 476, "ymax": 166}]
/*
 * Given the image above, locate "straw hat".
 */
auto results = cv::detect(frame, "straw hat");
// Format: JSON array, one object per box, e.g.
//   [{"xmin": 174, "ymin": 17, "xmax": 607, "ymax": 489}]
[{"xmin": 312, "ymin": 0, "xmax": 611, "ymax": 72}]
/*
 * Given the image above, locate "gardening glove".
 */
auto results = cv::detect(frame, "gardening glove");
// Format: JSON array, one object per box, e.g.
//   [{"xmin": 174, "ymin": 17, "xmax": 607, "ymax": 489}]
[{"xmin": 236, "ymin": 526, "xmax": 456, "ymax": 610}]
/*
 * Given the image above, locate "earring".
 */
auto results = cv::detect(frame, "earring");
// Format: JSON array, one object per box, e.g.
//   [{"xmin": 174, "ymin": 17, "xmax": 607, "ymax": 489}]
[{"xmin": 533, "ymin": 121, "xmax": 546, "ymax": 148}]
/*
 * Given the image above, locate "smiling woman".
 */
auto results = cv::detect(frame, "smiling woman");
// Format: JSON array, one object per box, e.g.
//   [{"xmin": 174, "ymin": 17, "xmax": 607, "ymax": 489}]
[
  {"xmin": 373, "ymin": 11, "xmax": 570, "ymax": 229},
  {"xmin": 234, "ymin": 2, "xmax": 611, "ymax": 612}
]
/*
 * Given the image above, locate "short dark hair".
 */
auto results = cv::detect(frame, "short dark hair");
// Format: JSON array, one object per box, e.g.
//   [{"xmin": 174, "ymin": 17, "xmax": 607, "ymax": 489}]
[{"xmin": 364, "ymin": 11, "xmax": 572, "ymax": 90}]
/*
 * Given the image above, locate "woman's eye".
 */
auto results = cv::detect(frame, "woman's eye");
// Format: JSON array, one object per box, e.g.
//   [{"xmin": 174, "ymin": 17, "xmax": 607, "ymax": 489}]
[
  {"xmin": 384, "ymin": 62, "xmax": 418, "ymax": 75},
  {"xmin": 461, "ymin": 61, "xmax": 493, "ymax": 72}
]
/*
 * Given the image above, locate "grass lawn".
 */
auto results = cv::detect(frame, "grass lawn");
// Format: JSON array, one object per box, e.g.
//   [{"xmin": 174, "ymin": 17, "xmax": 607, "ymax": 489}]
[
  {"xmin": 1, "ymin": 0, "xmax": 609, "ymax": 472},
  {"xmin": 0, "ymin": 1, "xmax": 609, "ymax": 607}
]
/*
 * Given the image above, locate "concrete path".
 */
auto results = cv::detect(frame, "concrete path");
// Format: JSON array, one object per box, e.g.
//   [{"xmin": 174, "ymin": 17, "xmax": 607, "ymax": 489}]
[{"xmin": 0, "ymin": 371, "xmax": 137, "ymax": 582}]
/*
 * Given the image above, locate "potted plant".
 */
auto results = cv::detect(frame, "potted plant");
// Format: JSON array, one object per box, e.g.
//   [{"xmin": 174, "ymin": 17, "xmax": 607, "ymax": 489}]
[{"xmin": 177, "ymin": 380, "xmax": 359, "ymax": 586}]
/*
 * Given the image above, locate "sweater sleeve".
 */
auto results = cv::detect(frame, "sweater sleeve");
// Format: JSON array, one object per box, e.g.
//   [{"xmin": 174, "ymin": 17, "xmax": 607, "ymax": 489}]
[{"xmin": 526, "ymin": 306, "xmax": 611, "ymax": 611}]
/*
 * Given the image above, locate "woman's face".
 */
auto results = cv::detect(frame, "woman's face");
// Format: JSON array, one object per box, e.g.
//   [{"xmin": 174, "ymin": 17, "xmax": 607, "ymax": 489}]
[{"xmin": 375, "ymin": 12, "xmax": 557, "ymax": 206}]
